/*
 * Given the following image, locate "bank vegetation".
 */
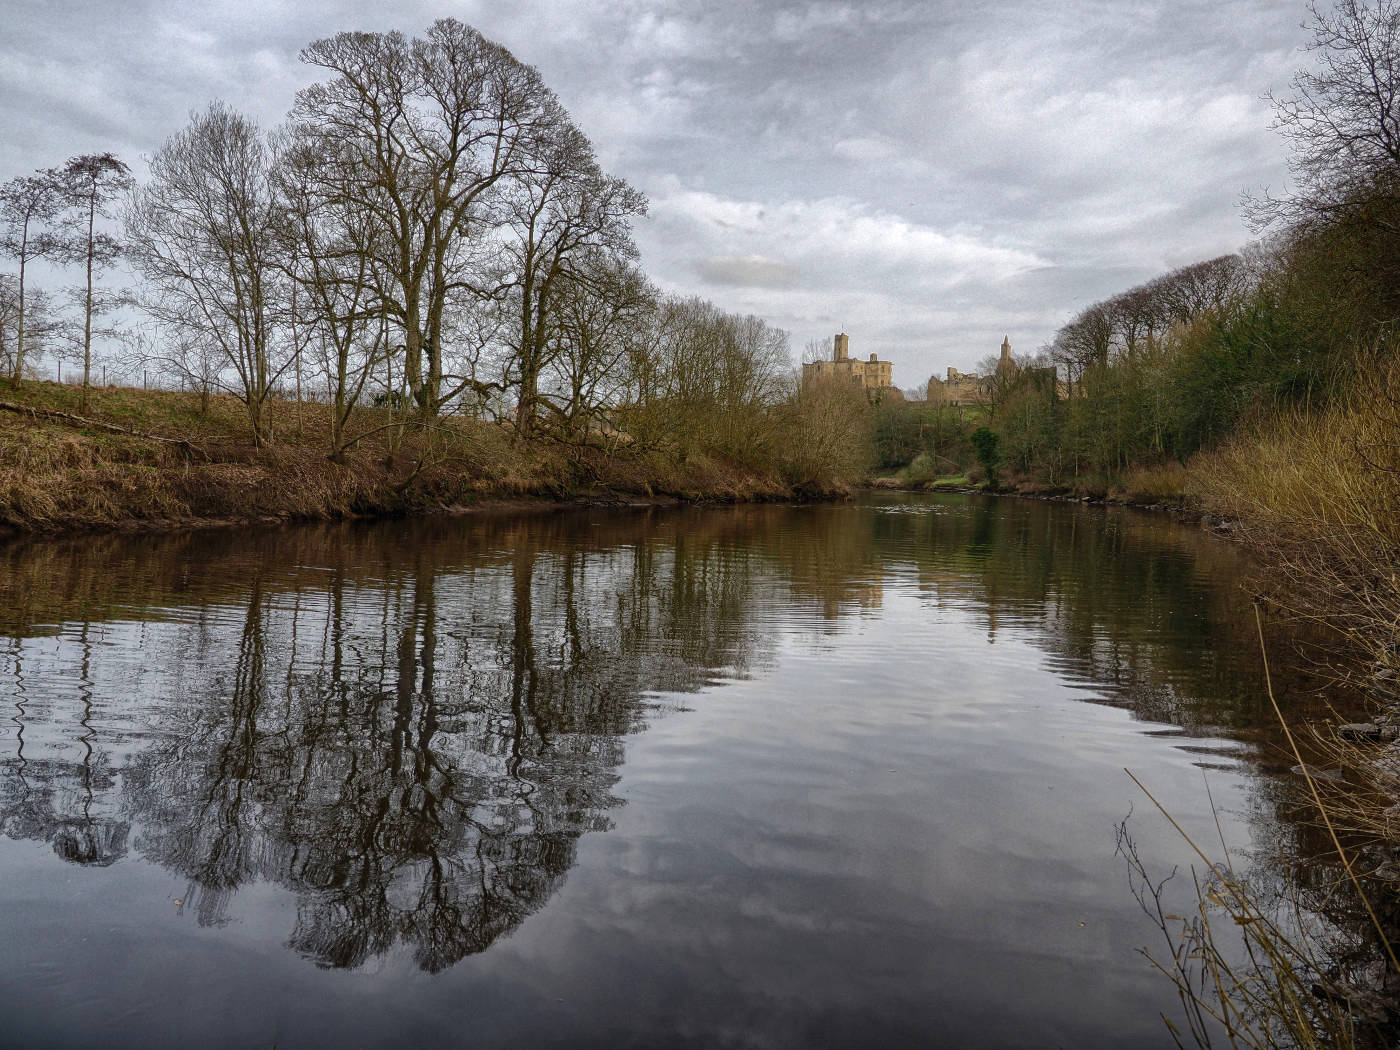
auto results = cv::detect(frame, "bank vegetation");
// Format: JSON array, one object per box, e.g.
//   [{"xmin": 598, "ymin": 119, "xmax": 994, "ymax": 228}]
[
  {"xmin": 0, "ymin": 21, "xmax": 875, "ymax": 533},
  {"xmin": 873, "ymin": 0, "xmax": 1400, "ymax": 706},
  {"xmin": 861, "ymin": 3, "xmax": 1400, "ymax": 1041}
]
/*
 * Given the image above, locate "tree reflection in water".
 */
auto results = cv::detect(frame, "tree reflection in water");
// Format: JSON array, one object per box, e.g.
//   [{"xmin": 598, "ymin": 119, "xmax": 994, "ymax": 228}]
[
  {"xmin": 1, "ymin": 624, "xmax": 131, "ymax": 869},
  {"xmin": 0, "ymin": 497, "xmax": 1345, "ymax": 976},
  {"xmin": 0, "ymin": 512, "xmax": 782, "ymax": 971}
]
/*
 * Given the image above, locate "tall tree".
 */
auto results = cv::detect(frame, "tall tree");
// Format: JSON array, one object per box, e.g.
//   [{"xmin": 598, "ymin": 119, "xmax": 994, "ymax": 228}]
[
  {"xmin": 293, "ymin": 19, "xmax": 564, "ymax": 418},
  {"xmin": 1146, "ymin": 255, "xmax": 1248, "ymax": 326},
  {"xmin": 1050, "ymin": 302, "xmax": 1113, "ymax": 390},
  {"xmin": 275, "ymin": 135, "xmax": 389, "ymax": 460},
  {"xmin": 52, "ymin": 153, "xmax": 132, "ymax": 412},
  {"xmin": 0, "ymin": 170, "xmax": 61, "ymax": 387},
  {"xmin": 546, "ymin": 255, "xmax": 652, "ymax": 439},
  {"xmin": 126, "ymin": 105, "xmax": 286, "ymax": 445},
  {"xmin": 501, "ymin": 121, "xmax": 646, "ymax": 437},
  {"xmin": 1260, "ymin": 0, "xmax": 1400, "ymax": 227},
  {"xmin": 0, "ymin": 275, "xmax": 20, "ymax": 378}
]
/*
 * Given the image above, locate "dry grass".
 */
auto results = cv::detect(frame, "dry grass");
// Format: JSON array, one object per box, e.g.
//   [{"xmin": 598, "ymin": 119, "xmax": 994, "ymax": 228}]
[
  {"xmin": 1189, "ymin": 345, "xmax": 1400, "ymax": 690},
  {"xmin": 1121, "ymin": 618, "xmax": 1400, "ymax": 1049},
  {"xmin": 0, "ymin": 382, "xmax": 819, "ymax": 533},
  {"xmin": 1119, "ymin": 813, "xmax": 1363, "ymax": 1050},
  {"xmin": 1112, "ymin": 461, "xmax": 1196, "ymax": 506},
  {"xmin": 1134, "ymin": 346, "xmax": 1400, "ymax": 1046}
]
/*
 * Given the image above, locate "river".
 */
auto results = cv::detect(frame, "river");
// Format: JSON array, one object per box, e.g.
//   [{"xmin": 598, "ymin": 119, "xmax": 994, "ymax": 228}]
[{"xmin": 0, "ymin": 493, "xmax": 1344, "ymax": 1048}]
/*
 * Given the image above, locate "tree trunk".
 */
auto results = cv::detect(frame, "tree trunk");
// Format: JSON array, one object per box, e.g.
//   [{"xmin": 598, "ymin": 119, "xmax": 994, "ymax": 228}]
[
  {"xmin": 10, "ymin": 220, "xmax": 28, "ymax": 389},
  {"xmin": 81, "ymin": 195, "xmax": 94, "ymax": 414}
]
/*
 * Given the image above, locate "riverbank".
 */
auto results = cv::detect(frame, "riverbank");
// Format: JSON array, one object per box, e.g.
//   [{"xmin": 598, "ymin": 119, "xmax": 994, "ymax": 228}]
[
  {"xmin": 863, "ymin": 473, "xmax": 1228, "ymax": 531},
  {"xmin": 0, "ymin": 382, "xmax": 838, "ymax": 536}
]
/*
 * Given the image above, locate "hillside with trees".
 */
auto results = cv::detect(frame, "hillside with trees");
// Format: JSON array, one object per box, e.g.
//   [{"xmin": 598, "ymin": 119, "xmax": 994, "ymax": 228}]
[{"xmin": 871, "ymin": 0, "xmax": 1400, "ymax": 774}]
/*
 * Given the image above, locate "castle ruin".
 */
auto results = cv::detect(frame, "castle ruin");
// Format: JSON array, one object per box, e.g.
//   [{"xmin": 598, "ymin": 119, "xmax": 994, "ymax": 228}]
[
  {"xmin": 802, "ymin": 333, "xmax": 895, "ymax": 393},
  {"xmin": 926, "ymin": 336, "xmax": 1017, "ymax": 405}
]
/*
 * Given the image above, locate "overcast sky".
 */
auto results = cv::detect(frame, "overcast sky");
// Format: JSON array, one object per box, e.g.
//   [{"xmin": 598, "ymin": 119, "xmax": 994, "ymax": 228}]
[{"xmin": 1, "ymin": 0, "xmax": 1308, "ymax": 388}]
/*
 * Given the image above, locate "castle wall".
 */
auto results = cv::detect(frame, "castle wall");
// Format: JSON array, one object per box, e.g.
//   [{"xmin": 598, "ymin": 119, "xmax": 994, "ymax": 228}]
[
  {"xmin": 926, "ymin": 371, "xmax": 984, "ymax": 406},
  {"xmin": 801, "ymin": 335, "xmax": 895, "ymax": 393}
]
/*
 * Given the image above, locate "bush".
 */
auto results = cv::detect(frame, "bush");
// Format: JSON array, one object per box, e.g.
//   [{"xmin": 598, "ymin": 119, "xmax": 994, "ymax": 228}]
[{"xmin": 970, "ymin": 426, "xmax": 1001, "ymax": 487}]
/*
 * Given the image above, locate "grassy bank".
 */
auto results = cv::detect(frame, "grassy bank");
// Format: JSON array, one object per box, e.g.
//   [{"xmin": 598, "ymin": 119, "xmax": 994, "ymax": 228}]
[
  {"xmin": 1189, "ymin": 348, "xmax": 1400, "ymax": 692},
  {"xmin": 1131, "ymin": 354, "xmax": 1400, "ymax": 1044},
  {"xmin": 0, "ymin": 382, "xmax": 828, "ymax": 535},
  {"xmin": 867, "ymin": 454, "xmax": 1205, "ymax": 513}
]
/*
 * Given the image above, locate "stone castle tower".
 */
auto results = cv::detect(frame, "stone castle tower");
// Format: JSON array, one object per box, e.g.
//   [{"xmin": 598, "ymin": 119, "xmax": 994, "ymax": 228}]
[
  {"xmin": 926, "ymin": 335, "xmax": 1018, "ymax": 405},
  {"xmin": 996, "ymin": 335, "xmax": 1016, "ymax": 376},
  {"xmin": 801, "ymin": 333, "xmax": 895, "ymax": 392}
]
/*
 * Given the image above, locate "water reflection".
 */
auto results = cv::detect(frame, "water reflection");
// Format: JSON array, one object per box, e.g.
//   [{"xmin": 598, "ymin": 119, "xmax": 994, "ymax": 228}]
[
  {"xmin": 0, "ymin": 495, "xmax": 1349, "ymax": 1044},
  {"xmin": 2, "ymin": 513, "xmax": 793, "ymax": 972}
]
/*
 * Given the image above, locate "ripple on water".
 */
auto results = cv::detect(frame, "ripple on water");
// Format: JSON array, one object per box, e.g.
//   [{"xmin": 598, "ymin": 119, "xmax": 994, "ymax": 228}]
[{"xmin": 0, "ymin": 496, "xmax": 1338, "ymax": 1050}]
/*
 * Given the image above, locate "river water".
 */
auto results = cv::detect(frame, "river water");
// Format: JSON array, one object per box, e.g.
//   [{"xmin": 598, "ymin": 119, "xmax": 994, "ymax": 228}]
[{"xmin": 0, "ymin": 493, "xmax": 1338, "ymax": 1048}]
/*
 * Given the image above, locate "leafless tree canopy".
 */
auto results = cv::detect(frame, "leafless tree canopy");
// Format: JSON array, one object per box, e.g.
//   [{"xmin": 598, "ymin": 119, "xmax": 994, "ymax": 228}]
[
  {"xmin": 126, "ymin": 105, "xmax": 288, "ymax": 443},
  {"xmin": 0, "ymin": 170, "xmax": 62, "ymax": 387},
  {"xmin": 1257, "ymin": 0, "xmax": 1400, "ymax": 228},
  {"xmin": 4, "ymin": 18, "xmax": 856, "ymax": 476}
]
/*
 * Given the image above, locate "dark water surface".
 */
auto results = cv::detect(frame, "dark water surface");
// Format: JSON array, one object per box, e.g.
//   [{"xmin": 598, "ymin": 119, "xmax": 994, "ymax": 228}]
[{"xmin": 0, "ymin": 494, "xmax": 1329, "ymax": 1048}]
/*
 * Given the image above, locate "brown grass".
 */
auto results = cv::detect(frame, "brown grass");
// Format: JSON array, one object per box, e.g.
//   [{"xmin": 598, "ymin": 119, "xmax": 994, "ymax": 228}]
[
  {"xmin": 1109, "ymin": 346, "xmax": 1400, "ymax": 1046},
  {"xmin": 1111, "ymin": 461, "xmax": 1196, "ymax": 506},
  {"xmin": 1121, "ymin": 616, "xmax": 1400, "ymax": 1049},
  {"xmin": 0, "ymin": 382, "xmax": 822, "ymax": 534},
  {"xmin": 1188, "ymin": 344, "xmax": 1400, "ymax": 692}
]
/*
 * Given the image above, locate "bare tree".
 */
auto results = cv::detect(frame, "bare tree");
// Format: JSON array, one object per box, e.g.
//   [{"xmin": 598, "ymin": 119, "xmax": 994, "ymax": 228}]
[
  {"xmin": 544, "ymin": 255, "xmax": 652, "ymax": 439},
  {"xmin": 0, "ymin": 275, "xmax": 20, "ymax": 378},
  {"xmin": 1050, "ymin": 301, "xmax": 1114, "ymax": 390},
  {"xmin": 50, "ymin": 154, "xmax": 132, "ymax": 410},
  {"xmin": 1256, "ymin": 0, "xmax": 1400, "ymax": 228},
  {"xmin": 293, "ymin": 19, "xmax": 564, "ymax": 419},
  {"xmin": 777, "ymin": 370, "xmax": 873, "ymax": 490},
  {"xmin": 52, "ymin": 284, "xmax": 130, "ymax": 388},
  {"xmin": 133, "ymin": 326, "xmax": 224, "ymax": 416},
  {"xmin": 801, "ymin": 337, "xmax": 832, "ymax": 364},
  {"xmin": 642, "ymin": 297, "xmax": 791, "ymax": 457},
  {"xmin": 126, "ymin": 104, "xmax": 287, "ymax": 445},
  {"xmin": 1146, "ymin": 254, "xmax": 1249, "ymax": 327},
  {"xmin": 500, "ymin": 119, "xmax": 646, "ymax": 437},
  {"xmin": 0, "ymin": 277, "xmax": 60, "ymax": 383},
  {"xmin": 275, "ymin": 134, "xmax": 390, "ymax": 460},
  {"xmin": 1106, "ymin": 284, "xmax": 1162, "ymax": 359},
  {"xmin": 0, "ymin": 170, "xmax": 62, "ymax": 387}
]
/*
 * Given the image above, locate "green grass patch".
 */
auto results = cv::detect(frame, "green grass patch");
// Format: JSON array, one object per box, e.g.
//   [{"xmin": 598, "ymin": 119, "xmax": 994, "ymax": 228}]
[{"xmin": 927, "ymin": 474, "xmax": 970, "ymax": 489}]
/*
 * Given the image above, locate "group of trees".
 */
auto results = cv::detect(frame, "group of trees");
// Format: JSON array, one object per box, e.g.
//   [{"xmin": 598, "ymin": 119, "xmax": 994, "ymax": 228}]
[
  {"xmin": 938, "ymin": 230, "xmax": 1388, "ymax": 486},
  {"xmin": 973, "ymin": 250, "xmax": 1281, "ymax": 481},
  {"xmin": 2, "ymin": 19, "xmax": 846, "ymax": 485},
  {"xmin": 0, "ymin": 153, "xmax": 131, "ymax": 409},
  {"xmin": 1045, "ymin": 254, "xmax": 1251, "ymax": 390},
  {"xmin": 15, "ymin": 2, "xmax": 1391, "ymax": 495},
  {"xmin": 889, "ymin": 0, "xmax": 1400, "ymax": 489},
  {"xmin": 121, "ymin": 20, "xmax": 657, "ymax": 452}
]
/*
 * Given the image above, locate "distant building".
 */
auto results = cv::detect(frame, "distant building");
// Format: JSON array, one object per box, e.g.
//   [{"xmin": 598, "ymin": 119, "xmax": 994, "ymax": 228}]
[
  {"xmin": 926, "ymin": 335, "xmax": 1020, "ymax": 405},
  {"xmin": 802, "ymin": 333, "xmax": 896, "ymax": 393},
  {"xmin": 926, "ymin": 365, "xmax": 984, "ymax": 406},
  {"xmin": 994, "ymin": 335, "xmax": 1018, "ymax": 378},
  {"xmin": 927, "ymin": 336, "xmax": 1068, "ymax": 404}
]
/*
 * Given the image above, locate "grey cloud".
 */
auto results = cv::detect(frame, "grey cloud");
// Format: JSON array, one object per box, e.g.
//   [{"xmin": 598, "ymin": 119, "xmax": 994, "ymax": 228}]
[
  {"xmin": 0, "ymin": 0, "xmax": 1305, "ymax": 389},
  {"xmin": 694, "ymin": 255, "xmax": 800, "ymax": 288}
]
